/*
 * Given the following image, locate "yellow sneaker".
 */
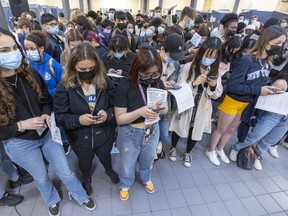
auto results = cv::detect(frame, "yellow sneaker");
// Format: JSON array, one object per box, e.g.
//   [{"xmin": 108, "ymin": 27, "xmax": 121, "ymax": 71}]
[
  {"xmin": 144, "ymin": 181, "xmax": 155, "ymax": 194},
  {"xmin": 119, "ymin": 188, "xmax": 129, "ymax": 201}
]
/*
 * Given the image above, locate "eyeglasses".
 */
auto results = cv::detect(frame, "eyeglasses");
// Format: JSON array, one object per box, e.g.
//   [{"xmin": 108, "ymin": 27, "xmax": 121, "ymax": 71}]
[
  {"xmin": 47, "ymin": 22, "xmax": 58, "ymax": 27},
  {"xmin": 138, "ymin": 72, "xmax": 161, "ymax": 80}
]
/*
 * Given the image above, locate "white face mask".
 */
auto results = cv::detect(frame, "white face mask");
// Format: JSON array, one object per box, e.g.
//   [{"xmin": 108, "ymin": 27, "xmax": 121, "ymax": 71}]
[
  {"xmin": 127, "ymin": 28, "xmax": 134, "ymax": 34},
  {"xmin": 27, "ymin": 50, "xmax": 40, "ymax": 62},
  {"xmin": 280, "ymin": 23, "xmax": 287, "ymax": 28}
]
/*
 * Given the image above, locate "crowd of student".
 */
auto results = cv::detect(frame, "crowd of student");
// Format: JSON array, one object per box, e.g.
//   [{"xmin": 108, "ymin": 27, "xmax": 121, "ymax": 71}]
[{"xmin": 0, "ymin": 5, "xmax": 288, "ymax": 216}]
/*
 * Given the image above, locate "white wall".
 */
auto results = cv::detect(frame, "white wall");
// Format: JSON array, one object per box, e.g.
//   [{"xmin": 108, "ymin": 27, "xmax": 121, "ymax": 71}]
[
  {"xmin": 91, "ymin": 0, "xmax": 140, "ymax": 14},
  {"xmin": 237, "ymin": 0, "xmax": 278, "ymax": 13}
]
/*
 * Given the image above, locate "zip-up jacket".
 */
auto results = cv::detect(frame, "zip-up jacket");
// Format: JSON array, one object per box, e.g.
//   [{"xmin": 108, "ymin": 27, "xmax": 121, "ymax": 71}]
[{"xmin": 53, "ymin": 77, "xmax": 116, "ymax": 149}]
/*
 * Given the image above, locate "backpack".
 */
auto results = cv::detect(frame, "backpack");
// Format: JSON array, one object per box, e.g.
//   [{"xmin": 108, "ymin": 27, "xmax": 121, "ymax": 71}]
[{"xmin": 236, "ymin": 145, "xmax": 256, "ymax": 170}]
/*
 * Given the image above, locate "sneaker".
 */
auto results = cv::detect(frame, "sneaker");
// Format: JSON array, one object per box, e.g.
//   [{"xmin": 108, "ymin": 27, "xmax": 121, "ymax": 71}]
[
  {"xmin": 205, "ymin": 149, "xmax": 220, "ymax": 166},
  {"xmin": 83, "ymin": 197, "xmax": 96, "ymax": 211},
  {"xmin": 168, "ymin": 148, "xmax": 177, "ymax": 162},
  {"xmin": 0, "ymin": 192, "xmax": 24, "ymax": 206},
  {"xmin": 83, "ymin": 178, "xmax": 92, "ymax": 195},
  {"xmin": 216, "ymin": 149, "xmax": 230, "ymax": 163},
  {"xmin": 119, "ymin": 188, "xmax": 129, "ymax": 201},
  {"xmin": 254, "ymin": 158, "xmax": 262, "ymax": 171},
  {"xmin": 48, "ymin": 203, "xmax": 60, "ymax": 216},
  {"xmin": 183, "ymin": 153, "xmax": 192, "ymax": 167},
  {"xmin": 144, "ymin": 181, "xmax": 155, "ymax": 194},
  {"xmin": 105, "ymin": 170, "xmax": 120, "ymax": 184},
  {"xmin": 268, "ymin": 146, "xmax": 279, "ymax": 158},
  {"xmin": 229, "ymin": 149, "xmax": 238, "ymax": 162},
  {"xmin": 9, "ymin": 178, "xmax": 22, "ymax": 189}
]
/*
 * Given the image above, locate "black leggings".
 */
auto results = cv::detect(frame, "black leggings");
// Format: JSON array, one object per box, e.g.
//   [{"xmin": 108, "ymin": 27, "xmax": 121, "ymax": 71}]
[
  {"xmin": 171, "ymin": 127, "xmax": 197, "ymax": 153},
  {"xmin": 72, "ymin": 135, "xmax": 114, "ymax": 180}
]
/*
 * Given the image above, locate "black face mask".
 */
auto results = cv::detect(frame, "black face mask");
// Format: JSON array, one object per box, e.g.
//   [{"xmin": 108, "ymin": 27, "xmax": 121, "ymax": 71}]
[
  {"xmin": 266, "ymin": 45, "xmax": 282, "ymax": 56},
  {"xmin": 227, "ymin": 30, "xmax": 236, "ymax": 37},
  {"xmin": 77, "ymin": 70, "xmax": 95, "ymax": 82},
  {"xmin": 117, "ymin": 23, "xmax": 126, "ymax": 31},
  {"xmin": 138, "ymin": 75, "xmax": 157, "ymax": 86}
]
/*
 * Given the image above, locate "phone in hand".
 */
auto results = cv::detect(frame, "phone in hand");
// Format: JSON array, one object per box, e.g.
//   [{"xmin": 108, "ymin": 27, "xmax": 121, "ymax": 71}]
[
  {"xmin": 275, "ymin": 90, "xmax": 285, "ymax": 94},
  {"xmin": 151, "ymin": 107, "xmax": 165, "ymax": 112},
  {"xmin": 207, "ymin": 75, "xmax": 218, "ymax": 80},
  {"xmin": 90, "ymin": 115, "xmax": 103, "ymax": 120}
]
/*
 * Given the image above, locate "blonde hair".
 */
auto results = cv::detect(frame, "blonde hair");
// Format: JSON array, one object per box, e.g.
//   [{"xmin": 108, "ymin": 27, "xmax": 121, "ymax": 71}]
[{"xmin": 70, "ymin": 9, "xmax": 84, "ymax": 23}]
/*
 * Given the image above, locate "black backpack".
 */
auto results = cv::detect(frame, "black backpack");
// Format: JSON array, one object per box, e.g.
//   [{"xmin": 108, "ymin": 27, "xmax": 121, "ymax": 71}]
[{"xmin": 236, "ymin": 145, "xmax": 256, "ymax": 170}]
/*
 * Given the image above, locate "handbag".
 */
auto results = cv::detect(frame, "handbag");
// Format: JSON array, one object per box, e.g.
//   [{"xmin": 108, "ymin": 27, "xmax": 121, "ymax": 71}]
[{"xmin": 236, "ymin": 145, "xmax": 256, "ymax": 170}]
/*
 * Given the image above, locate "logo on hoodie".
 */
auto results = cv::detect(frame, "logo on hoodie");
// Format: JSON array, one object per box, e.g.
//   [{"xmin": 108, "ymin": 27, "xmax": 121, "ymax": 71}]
[{"xmin": 45, "ymin": 72, "xmax": 52, "ymax": 81}]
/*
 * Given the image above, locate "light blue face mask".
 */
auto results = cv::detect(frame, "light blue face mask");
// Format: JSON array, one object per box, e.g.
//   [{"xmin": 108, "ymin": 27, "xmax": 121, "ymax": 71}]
[
  {"xmin": 201, "ymin": 57, "xmax": 216, "ymax": 67},
  {"xmin": 185, "ymin": 20, "xmax": 194, "ymax": 29},
  {"xmin": 27, "ymin": 50, "xmax": 40, "ymax": 62},
  {"xmin": 157, "ymin": 26, "xmax": 165, "ymax": 35},
  {"xmin": 154, "ymin": 12, "xmax": 161, "ymax": 18},
  {"xmin": 145, "ymin": 28, "xmax": 153, "ymax": 37},
  {"xmin": 114, "ymin": 52, "xmax": 124, "ymax": 59},
  {"xmin": 104, "ymin": 29, "xmax": 112, "ymax": 34},
  {"xmin": 108, "ymin": 13, "xmax": 114, "ymax": 20},
  {"xmin": 49, "ymin": 25, "xmax": 59, "ymax": 35},
  {"xmin": 164, "ymin": 56, "xmax": 175, "ymax": 64},
  {"xmin": 0, "ymin": 49, "xmax": 22, "ymax": 70}
]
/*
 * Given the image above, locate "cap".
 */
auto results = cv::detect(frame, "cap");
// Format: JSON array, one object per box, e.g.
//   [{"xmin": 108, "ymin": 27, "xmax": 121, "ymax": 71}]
[{"xmin": 163, "ymin": 34, "xmax": 185, "ymax": 61}]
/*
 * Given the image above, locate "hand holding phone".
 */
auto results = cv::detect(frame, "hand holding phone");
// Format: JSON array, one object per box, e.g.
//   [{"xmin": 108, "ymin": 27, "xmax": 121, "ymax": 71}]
[
  {"xmin": 207, "ymin": 75, "xmax": 218, "ymax": 80},
  {"xmin": 90, "ymin": 115, "xmax": 103, "ymax": 120},
  {"xmin": 151, "ymin": 107, "xmax": 165, "ymax": 112}
]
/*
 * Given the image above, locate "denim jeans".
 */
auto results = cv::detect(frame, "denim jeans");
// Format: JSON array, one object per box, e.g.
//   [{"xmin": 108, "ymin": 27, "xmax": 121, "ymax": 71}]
[
  {"xmin": 233, "ymin": 112, "xmax": 288, "ymax": 155},
  {"xmin": 117, "ymin": 123, "xmax": 159, "ymax": 188},
  {"xmin": 0, "ymin": 181, "xmax": 4, "ymax": 198},
  {"xmin": 3, "ymin": 131, "xmax": 88, "ymax": 206},
  {"xmin": 0, "ymin": 142, "xmax": 19, "ymax": 181},
  {"xmin": 159, "ymin": 116, "xmax": 170, "ymax": 143}
]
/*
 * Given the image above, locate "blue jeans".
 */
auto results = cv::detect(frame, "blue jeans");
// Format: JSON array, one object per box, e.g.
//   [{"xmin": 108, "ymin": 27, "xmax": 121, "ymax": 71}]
[
  {"xmin": 3, "ymin": 131, "xmax": 88, "ymax": 206},
  {"xmin": 159, "ymin": 116, "xmax": 170, "ymax": 143},
  {"xmin": 117, "ymin": 124, "xmax": 159, "ymax": 188},
  {"xmin": 0, "ymin": 142, "xmax": 19, "ymax": 181},
  {"xmin": 233, "ymin": 112, "xmax": 288, "ymax": 155}
]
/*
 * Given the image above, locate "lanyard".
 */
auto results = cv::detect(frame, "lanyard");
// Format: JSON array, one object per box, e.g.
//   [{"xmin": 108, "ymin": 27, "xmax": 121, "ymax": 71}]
[{"xmin": 138, "ymin": 83, "xmax": 147, "ymax": 105}]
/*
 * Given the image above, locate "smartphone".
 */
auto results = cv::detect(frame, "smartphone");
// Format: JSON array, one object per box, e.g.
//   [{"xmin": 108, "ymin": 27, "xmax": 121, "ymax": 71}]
[
  {"xmin": 275, "ymin": 90, "xmax": 285, "ymax": 94},
  {"xmin": 151, "ymin": 107, "xmax": 165, "ymax": 112},
  {"xmin": 90, "ymin": 115, "xmax": 103, "ymax": 120},
  {"xmin": 208, "ymin": 75, "xmax": 218, "ymax": 80}
]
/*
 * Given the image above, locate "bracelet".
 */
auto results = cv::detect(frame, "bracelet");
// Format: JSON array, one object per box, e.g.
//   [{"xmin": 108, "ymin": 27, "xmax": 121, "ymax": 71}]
[{"xmin": 18, "ymin": 121, "xmax": 25, "ymax": 132}]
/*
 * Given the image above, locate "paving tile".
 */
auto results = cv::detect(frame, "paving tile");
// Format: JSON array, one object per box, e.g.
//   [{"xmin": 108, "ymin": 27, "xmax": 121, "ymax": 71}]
[
  {"xmin": 156, "ymin": 161, "xmax": 174, "ymax": 176},
  {"xmin": 243, "ymin": 179, "xmax": 267, "ymax": 195},
  {"xmin": 257, "ymin": 177, "xmax": 282, "ymax": 193},
  {"xmin": 191, "ymin": 171, "xmax": 211, "ymax": 186},
  {"xmin": 272, "ymin": 162, "xmax": 288, "ymax": 175},
  {"xmin": 232, "ymin": 167, "xmax": 255, "ymax": 181},
  {"xmin": 213, "ymin": 183, "xmax": 237, "ymax": 201},
  {"xmin": 271, "ymin": 176, "xmax": 288, "ymax": 191},
  {"xmin": 10, "ymin": 204, "xmax": 33, "ymax": 216},
  {"xmin": 93, "ymin": 181, "xmax": 112, "ymax": 198},
  {"xmin": 91, "ymin": 197, "xmax": 111, "ymax": 216},
  {"xmin": 71, "ymin": 204, "xmax": 92, "ymax": 216},
  {"xmin": 224, "ymin": 199, "xmax": 249, "ymax": 216},
  {"xmin": 198, "ymin": 185, "xmax": 221, "ymax": 203},
  {"xmin": 198, "ymin": 158, "xmax": 218, "ymax": 170},
  {"xmin": 152, "ymin": 209, "xmax": 172, "ymax": 216},
  {"xmin": 175, "ymin": 172, "xmax": 196, "ymax": 189},
  {"xmin": 170, "ymin": 160, "xmax": 191, "ymax": 174},
  {"xmin": 148, "ymin": 191, "xmax": 169, "ymax": 211},
  {"xmin": 262, "ymin": 163, "xmax": 281, "ymax": 177},
  {"xmin": 31, "ymin": 204, "xmax": 50, "ymax": 216},
  {"xmin": 171, "ymin": 207, "xmax": 192, "ymax": 216},
  {"xmin": 229, "ymin": 181, "xmax": 253, "ymax": 198},
  {"xmin": 250, "ymin": 169, "xmax": 269, "ymax": 178},
  {"xmin": 271, "ymin": 192, "xmax": 288, "ymax": 211},
  {"xmin": 130, "ymin": 194, "xmax": 150, "ymax": 214},
  {"xmin": 189, "ymin": 204, "xmax": 211, "ymax": 216},
  {"xmin": 160, "ymin": 174, "xmax": 180, "ymax": 190},
  {"xmin": 205, "ymin": 169, "xmax": 227, "ymax": 184},
  {"xmin": 240, "ymin": 196, "xmax": 267, "ymax": 216},
  {"xmin": 188, "ymin": 160, "xmax": 203, "ymax": 172},
  {"xmin": 133, "ymin": 212, "xmax": 152, "ymax": 216},
  {"xmin": 111, "ymin": 196, "xmax": 132, "ymax": 216},
  {"xmin": 256, "ymin": 194, "xmax": 283, "ymax": 214},
  {"xmin": 182, "ymin": 187, "xmax": 205, "ymax": 206},
  {"xmin": 165, "ymin": 189, "xmax": 187, "ymax": 208},
  {"xmin": 269, "ymin": 212, "xmax": 288, "ymax": 216},
  {"xmin": 219, "ymin": 168, "xmax": 240, "ymax": 183},
  {"xmin": 207, "ymin": 202, "xmax": 231, "ymax": 216}
]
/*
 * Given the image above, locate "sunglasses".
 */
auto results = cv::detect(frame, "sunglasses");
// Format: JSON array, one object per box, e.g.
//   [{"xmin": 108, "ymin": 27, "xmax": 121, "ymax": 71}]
[{"xmin": 138, "ymin": 72, "xmax": 161, "ymax": 80}]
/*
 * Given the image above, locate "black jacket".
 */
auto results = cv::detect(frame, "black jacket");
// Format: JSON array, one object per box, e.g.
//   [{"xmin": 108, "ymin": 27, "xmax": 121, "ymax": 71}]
[
  {"xmin": 45, "ymin": 33, "xmax": 64, "ymax": 63},
  {"xmin": 53, "ymin": 78, "xmax": 116, "ymax": 149},
  {"xmin": 0, "ymin": 70, "xmax": 52, "ymax": 140}
]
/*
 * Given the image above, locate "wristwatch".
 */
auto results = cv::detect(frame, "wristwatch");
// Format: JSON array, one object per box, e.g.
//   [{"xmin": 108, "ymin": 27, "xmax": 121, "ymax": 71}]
[{"xmin": 17, "ymin": 122, "xmax": 25, "ymax": 133}]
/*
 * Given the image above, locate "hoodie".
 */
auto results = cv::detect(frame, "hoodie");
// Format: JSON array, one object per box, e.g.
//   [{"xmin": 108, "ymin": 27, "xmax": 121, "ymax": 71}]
[{"xmin": 28, "ymin": 52, "xmax": 63, "ymax": 96}]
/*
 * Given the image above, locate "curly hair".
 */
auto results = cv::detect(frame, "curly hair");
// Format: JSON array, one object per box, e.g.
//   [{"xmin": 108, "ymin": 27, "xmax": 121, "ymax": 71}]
[{"xmin": 0, "ymin": 28, "xmax": 42, "ymax": 126}]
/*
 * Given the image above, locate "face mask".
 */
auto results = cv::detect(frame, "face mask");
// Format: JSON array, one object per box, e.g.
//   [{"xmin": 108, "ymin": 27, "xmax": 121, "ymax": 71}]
[
  {"xmin": 185, "ymin": 20, "xmax": 194, "ymax": 29},
  {"xmin": 77, "ymin": 69, "xmax": 95, "ymax": 81},
  {"xmin": 24, "ymin": 29, "xmax": 30, "ymax": 35},
  {"xmin": 238, "ymin": 19, "xmax": 244, "ymax": 23},
  {"xmin": 157, "ymin": 26, "xmax": 165, "ymax": 35},
  {"xmin": 164, "ymin": 56, "xmax": 175, "ymax": 64},
  {"xmin": 0, "ymin": 49, "xmax": 22, "ymax": 70},
  {"xmin": 68, "ymin": 26, "xmax": 74, "ymax": 30},
  {"xmin": 104, "ymin": 29, "xmax": 112, "ymax": 34},
  {"xmin": 227, "ymin": 30, "xmax": 236, "ymax": 37},
  {"xmin": 138, "ymin": 72, "xmax": 160, "ymax": 85},
  {"xmin": 266, "ymin": 45, "xmax": 282, "ymax": 56},
  {"xmin": 201, "ymin": 57, "xmax": 216, "ymax": 67},
  {"xmin": 251, "ymin": 19, "xmax": 257, "ymax": 24},
  {"xmin": 114, "ymin": 52, "xmax": 124, "ymax": 59},
  {"xmin": 154, "ymin": 12, "xmax": 161, "ymax": 18},
  {"xmin": 49, "ymin": 25, "xmax": 59, "ymax": 35},
  {"xmin": 280, "ymin": 23, "xmax": 287, "ymax": 28},
  {"xmin": 242, "ymin": 52, "xmax": 248, "ymax": 56},
  {"xmin": 27, "ymin": 50, "xmax": 40, "ymax": 62},
  {"xmin": 69, "ymin": 45, "xmax": 74, "ymax": 49},
  {"xmin": 117, "ymin": 23, "xmax": 126, "ymax": 31},
  {"xmin": 108, "ymin": 13, "xmax": 114, "ymax": 20},
  {"xmin": 128, "ymin": 28, "xmax": 134, "ymax": 34},
  {"xmin": 145, "ymin": 28, "xmax": 153, "ymax": 37}
]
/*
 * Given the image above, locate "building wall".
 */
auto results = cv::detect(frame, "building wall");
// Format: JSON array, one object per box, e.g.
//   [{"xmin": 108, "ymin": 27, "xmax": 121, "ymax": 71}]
[
  {"xmin": 91, "ymin": 0, "xmax": 140, "ymax": 14},
  {"xmin": 237, "ymin": 0, "xmax": 278, "ymax": 13}
]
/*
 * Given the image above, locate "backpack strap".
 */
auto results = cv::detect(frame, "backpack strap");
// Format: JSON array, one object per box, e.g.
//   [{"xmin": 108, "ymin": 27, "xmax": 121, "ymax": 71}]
[{"xmin": 48, "ymin": 58, "xmax": 56, "ymax": 79}]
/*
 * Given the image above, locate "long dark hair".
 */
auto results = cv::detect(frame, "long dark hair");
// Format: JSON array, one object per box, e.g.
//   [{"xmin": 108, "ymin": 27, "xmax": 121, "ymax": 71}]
[
  {"xmin": 221, "ymin": 36, "xmax": 242, "ymax": 64},
  {"xmin": 187, "ymin": 37, "xmax": 222, "ymax": 82}
]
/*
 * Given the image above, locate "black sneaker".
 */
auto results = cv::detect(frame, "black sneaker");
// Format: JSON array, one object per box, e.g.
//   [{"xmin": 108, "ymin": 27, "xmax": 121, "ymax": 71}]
[
  {"xmin": 105, "ymin": 170, "xmax": 120, "ymax": 184},
  {"xmin": 48, "ymin": 203, "xmax": 60, "ymax": 216},
  {"xmin": 83, "ymin": 197, "xmax": 96, "ymax": 211},
  {"xmin": 0, "ymin": 192, "xmax": 24, "ymax": 206},
  {"xmin": 9, "ymin": 178, "xmax": 22, "ymax": 189},
  {"xmin": 83, "ymin": 178, "xmax": 93, "ymax": 195}
]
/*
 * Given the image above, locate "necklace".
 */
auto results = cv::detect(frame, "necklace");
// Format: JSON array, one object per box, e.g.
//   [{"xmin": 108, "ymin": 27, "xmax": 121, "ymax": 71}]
[
  {"xmin": 258, "ymin": 59, "xmax": 267, "ymax": 73},
  {"xmin": 6, "ymin": 72, "xmax": 18, "ymax": 88}
]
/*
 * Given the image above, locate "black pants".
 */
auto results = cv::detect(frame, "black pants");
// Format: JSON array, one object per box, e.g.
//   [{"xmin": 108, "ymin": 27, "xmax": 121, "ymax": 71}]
[
  {"xmin": 171, "ymin": 127, "xmax": 197, "ymax": 153},
  {"xmin": 72, "ymin": 135, "xmax": 114, "ymax": 180}
]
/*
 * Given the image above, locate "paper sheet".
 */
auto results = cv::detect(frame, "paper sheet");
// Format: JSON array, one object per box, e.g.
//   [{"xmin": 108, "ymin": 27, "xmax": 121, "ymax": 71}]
[
  {"xmin": 50, "ymin": 112, "xmax": 63, "ymax": 145},
  {"xmin": 255, "ymin": 93, "xmax": 288, "ymax": 115},
  {"xmin": 190, "ymin": 32, "xmax": 202, "ymax": 47},
  {"xmin": 107, "ymin": 73, "xmax": 124, "ymax": 78},
  {"xmin": 168, "ymin": 83, "xmax": 194, "ymax": 114}
]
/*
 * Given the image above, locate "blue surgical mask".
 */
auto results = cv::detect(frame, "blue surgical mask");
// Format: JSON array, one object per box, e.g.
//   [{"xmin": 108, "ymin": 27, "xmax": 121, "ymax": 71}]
[
  {"xmin": 157, "ymin": 26, "xmax": 165, "ymax": 35},
  {"xmin": 185, "ymin": 20, "xmax": 194, "ymax": 29},
  {"xmin": 108, "ymin": 13, "xmax": 114, "ymax": 20},
  {"xmin": 27, "ymin": 50, "xmax": 40, "ymax": 62},
  {"xmin": 104, "ymin": 29, "xmax": 112, "ymax": 34},
  {"xmin": 145, "ymin": 28, "xmax": 153, "ymax": 37},
  {"xmin": 201, "ymin": 57, "xmax": 216, "ymax": 66},
  {"xmin": 154, "ymin": 12, "xmax": 161, "ymax": 18},
  {"xmin": 114, "ymin": 52, "xmax": 124, "ymax": 59},
  {"xmin": 128, "ymin": 28, "xmax": 134, "ymax": 34},
  {"xmin": 49, "ymin": 26, "xmax": 59, "ymax": 35},
  {"xmin": 0, "ymin": 49, "xmax": 22, "ymax": 70},
  {"xmin": 164, "ymin": 56, "xmax": 175, "ymax": 64}
]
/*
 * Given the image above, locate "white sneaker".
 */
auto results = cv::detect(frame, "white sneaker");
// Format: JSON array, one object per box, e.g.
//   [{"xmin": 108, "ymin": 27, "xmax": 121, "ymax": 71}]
[
  {"xmin": 183, "ymin": 153, "xmax": 192, "ymax": 167},
  {"xmin": 205, "ymin": 149, "xmax": 220, "ymax": 166},
  {"xmin": 268, "ymin": 146, "xmax": 279, "ymax": 158},
  {"xmin": 216, "ymin": 149, "xmax": 230, "ymax": 163},
  {"xmin": 229, "ymin": 149, "xmax": 238, "ymax": 162},
  {"xmin": 168, "ymin": 148, "xmax": 177, "ymax": 161},
  {"xmin": 254, "ymin": 158, "xmax": 262, "ymax": 171}
]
